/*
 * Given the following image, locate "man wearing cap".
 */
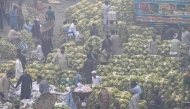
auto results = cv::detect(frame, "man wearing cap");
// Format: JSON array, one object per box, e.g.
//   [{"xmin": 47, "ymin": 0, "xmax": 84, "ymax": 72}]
[
  {"xmin": 92, "ymin": 71, "xmax": 102, "ymax": 85},
  {"xmin": 129, "ymin": 89, "xmax": 140, "ymax": 109},
  {"xmin": 170, "ymin": 33, "xmax": 186, "ymax": 57}
]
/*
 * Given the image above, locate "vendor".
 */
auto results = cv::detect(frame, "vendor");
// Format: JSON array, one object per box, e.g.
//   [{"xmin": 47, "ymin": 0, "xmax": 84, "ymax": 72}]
[
  {"xmin": 8, "ymin": 26, "xmax": 20, "ymax": 43},
  {"xmin": 37, "ymin": 76, "xmax": 49, "ymax": 94},
  {"xmin": 92, "ymin": 71, "xmax": 102, "ymax": 85},
  {"xmin": 148, "ymin": 90, "xmax": 162, "ymax": 109},
  {"xmin": 130, "ymin": 81, "xmax": 142, "ymax": 95},
  {"xmin": 66, "ymin": 85, "xmax": 77, "ymax": 109}
]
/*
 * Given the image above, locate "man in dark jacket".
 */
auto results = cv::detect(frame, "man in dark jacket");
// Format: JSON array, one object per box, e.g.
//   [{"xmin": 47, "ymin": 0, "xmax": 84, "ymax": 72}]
[
  {"xmin": 32, "ymin": 20, "xmax": 40, "ymax": 39},
  {"xmin": 83, "ymin": 54, "xmax": 94, "ymax": 84},
  {"xmin": 16, "ymin": 49, "xmax": 27, "ymax": 70},
  {"xmin": 90, "ymin": 23, "xmax": 98, "ymax": 36},
  {"xmin": 102, "ymin": 34, "xmax": 112, "ymax": 51}
]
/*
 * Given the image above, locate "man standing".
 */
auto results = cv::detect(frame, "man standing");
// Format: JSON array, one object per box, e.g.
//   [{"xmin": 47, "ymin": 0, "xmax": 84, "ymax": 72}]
[
  {"xmin": 90, "ymin": 24, "xmax": 99, "ymax": 36},
  {"xmin": 107, "ymin": 21, "xmax": 117, "ymax": 34},
  {"xmin": 181, "ymin": 26, "xmax": 190, "ymax": 55},
  {"xmin": 0, "ymin": 71, "xmax": 14, "ymax": 101},
  {"xmin": 46, "ymin": 6, "xmax": 55, "ymax": 36},
  {"xmin": 32, "ymin": 20, "xmax": 41, "ymax": 39},
  {"xmin": 10, "ymin": 6, "xmax": 18, "ymax": 31},
  {"xmin": 37, "ymin": 76, "xmax": 49, "ymax": 94},
  {"xmin": 69, "ymin": 20, "xmax": 80, "ymax": 43},
  {"xmin": 129, "ymin": 89, "xmax": 140, "ymax": 109},
  {"xmin": 15, "ymin": 55, "xmax": 23, "ymax": 79},
  {"xmin": 148, "ymin": 35, "xmax": 157, "ymax": 55},
  {"xmin": 0, "ymin": 2, "xmax": 4, "ymax": 32},
  {"xmin": 110, "ymin": 30, "xmax": 121, "ymax": 56},
  {"xmin": 102, "ymin": 34, "xmax": 112, "ymax": 51},
  {"xmin": 170, "ymin": 33, "xmax": 185, "ymax": 57},
  {"xmin": 92, "ymin": 71, "xmax": 102, "ymax": 85},
  {"xmin": 16, "ymin": 49, "xmax": 27, "ymax": 70},
  {"xmin": 52, "ymin": 46, "xmax": 69, "ymax": 70},
  {"xmin": 15, "ymin": 71, "xmax": 32, "ymax": 100},
  {"xmin": 103, "ymin": 1, "xmax": 110, "ymax": 32},
  {"xmin": 130, "ymin": 81, "xmax": 142, "ymax": 95},
  {"xmin": 83, "ymin": 54, "xmax": 94, "ymax": 84},
  {"xmin": 45, "ymin": 6, "xmax": 55, "ymax": 21},
  {"xmin": 17, "ymin": 3, "xmax": 24, "ymax": 31}
]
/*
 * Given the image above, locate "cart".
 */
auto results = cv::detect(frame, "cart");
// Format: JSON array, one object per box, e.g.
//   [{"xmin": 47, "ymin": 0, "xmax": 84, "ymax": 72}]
[{"xmin": 72, "ymin": 91, "xmax": 92, "ymax": 109}]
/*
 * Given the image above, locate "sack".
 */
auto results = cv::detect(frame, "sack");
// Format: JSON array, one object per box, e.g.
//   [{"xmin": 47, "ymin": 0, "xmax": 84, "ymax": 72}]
[{"xmin": 107, "ymin": 11, "xmax": 117, "ymax": 21}]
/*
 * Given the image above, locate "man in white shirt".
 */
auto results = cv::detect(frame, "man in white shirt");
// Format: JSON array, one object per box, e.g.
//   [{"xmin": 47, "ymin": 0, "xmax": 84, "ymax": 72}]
[
  {"xmin": 92, "ymin": 71, "xmax": 102, "ymax": 85},
  {"xmin": 69, "ymin": 20, "xmax": 80, "ymax": 43}
]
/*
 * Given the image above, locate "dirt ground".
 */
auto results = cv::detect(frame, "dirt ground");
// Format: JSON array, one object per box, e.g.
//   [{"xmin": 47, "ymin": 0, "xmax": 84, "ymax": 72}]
[{"xmin": 0, "ymin": 0, "xmax": 77, "ymax": 64}]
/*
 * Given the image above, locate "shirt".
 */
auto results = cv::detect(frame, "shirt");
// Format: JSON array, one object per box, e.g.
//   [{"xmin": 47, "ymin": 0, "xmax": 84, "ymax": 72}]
[
  {"xmin": 102, "ymin": 39, "xmax": 112, "ymax": 51},
  {"xmin": 92, "ymin": 76, "xmax": 102, "ymax": 85},
  {"xmin": 90, "ymin": 28, "xmax": 98, "ymax": 36},
  {"xmin": 133, "ymin": 85, "xmax": 142, "ymax": 95},
  {"xmin": 46, "ymin": 10, "xmax": 55, "ymax": 21},
  {"xmin": 129, "ymin": 94, "xmax": 140, "ymax": 109},
  {"xmin": 39, "ymin": 80, "xmax": 49, "ymax": 94},
  {"xmin": 103, "ymin": 5, "xmax": 110, "ymax": 15},
  {"xmin": 154, "ymin": 95, "xmax": 162, "ymax": 105},
  {"xmin": 19, "ymin": 41, "xmax": 28, "ymax": 52},
  {"xmin": 23, "ymin": 23, "xmax": 32, "ymax": 31}
]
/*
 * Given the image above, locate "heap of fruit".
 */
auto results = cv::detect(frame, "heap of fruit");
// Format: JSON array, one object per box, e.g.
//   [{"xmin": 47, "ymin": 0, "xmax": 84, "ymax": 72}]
[
  {"xmin": 0, "ymin": 60, "xmax": 15, "ymax": 74},
  {"xmin": 65, "ymin": 0, "xmax": 104, "ymax": 41},
  {"xmin": 0, "ymin": 38, "xmax": 16, "ymax": 59},
  {"xmin": 20, "ymin": 30, "xmax": 35, "ymax": 48}
]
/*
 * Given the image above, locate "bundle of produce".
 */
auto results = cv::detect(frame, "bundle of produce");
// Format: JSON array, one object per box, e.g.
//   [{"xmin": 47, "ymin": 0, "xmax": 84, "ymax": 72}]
[
  {"xmin": 54, "ymin": 105, "xmax": 69, "ymax": 109},
  {"xmin": 139, "ymin": 100, "xmax": 147, "ymax": 109},
  {"xmin": 0, "ymin": 38, "xmax": 16, "ymax": 59},
  {"xmin": 25, "ymin": 69, "xmax": 40, "ymax": 81},
  {"xmin": 96, "ymin": 65, "xmax": 112, "ymax": 76},
  {"xmin": 46, "ymin": 52, "xmax": 57, "ymax": 63},
  {"xmin": 20, "ymin": 30, "xmax": 34, "ymax": 48},
  {"xmin": 25, "ymin": 6, "xmax": 45, "ymax": 22},
  {"xmin": 26, "ymin": 61, "xmax": 43, "ymax": 71},
  {"xmin": 127, "ymin": 26, "xmax": 155, "ymax": 36},
  {"xmin": 65, "ymin": 0, "xmax": 104, "ymax": 40},
  {"xmin": 40, "ymin": 69, "xmax": 59, "ymax": 85},
  {"xmin": 43, "ymin": 63, "xmax": 61, "ymax": 71},
  {"xmin": 0, "ymin": 60, "xmax": 15, "ymax": 73},
  {"xmin": 55, "ymin": 85, "xmax": 68, "ymax": 92},
  {"xmin": 60, "ymin": 70, "xmax": 77, "ymax": 86}
]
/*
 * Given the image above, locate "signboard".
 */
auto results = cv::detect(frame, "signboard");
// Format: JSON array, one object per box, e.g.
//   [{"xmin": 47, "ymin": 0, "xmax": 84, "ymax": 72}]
[{"xmin": 135, "ymin": 1, "xmax": 190, "ymax": 23}]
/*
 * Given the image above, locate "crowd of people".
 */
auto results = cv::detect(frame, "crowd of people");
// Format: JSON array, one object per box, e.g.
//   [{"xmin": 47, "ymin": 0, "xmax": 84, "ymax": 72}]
[{"xmin": 0, "ymin": 0, "xmax": 190, "ymax": 109}]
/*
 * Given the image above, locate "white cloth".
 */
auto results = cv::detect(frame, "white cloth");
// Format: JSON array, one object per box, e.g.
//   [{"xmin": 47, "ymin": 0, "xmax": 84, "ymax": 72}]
[
  {"xmin": 31, "ymin": 45, "xmax": 43, "ymax": 60},
  {"xmin": 68, "ymin": 23, "xmax": 80, "ymax": 42},
  {"xmin": 92, "ymin": 76, "xmax": 102, "ymax": 85},
  {"xmin": 15, "ymin": 59, "xmax": 23, "ymax": 79}
]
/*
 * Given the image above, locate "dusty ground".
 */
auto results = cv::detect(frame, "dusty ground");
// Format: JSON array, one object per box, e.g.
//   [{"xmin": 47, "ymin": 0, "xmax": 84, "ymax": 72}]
[{"xmin": 0, "ymin": 0, "xmax": 76, "ymax": 64}]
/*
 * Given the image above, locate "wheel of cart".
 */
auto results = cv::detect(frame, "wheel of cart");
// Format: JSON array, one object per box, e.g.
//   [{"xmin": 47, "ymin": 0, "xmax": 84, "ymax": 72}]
[
  {"xmin": 35, "ymin": 93, "xmax": 56, "ymax": 109},
  {"xmin": 98, "ymin": 88, "xmax": 110, "ymax": 109}
]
